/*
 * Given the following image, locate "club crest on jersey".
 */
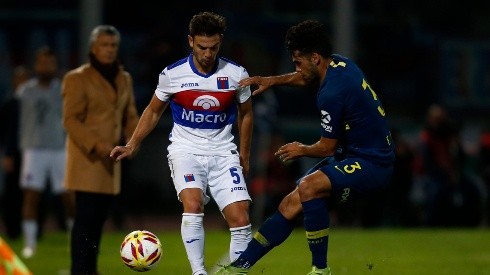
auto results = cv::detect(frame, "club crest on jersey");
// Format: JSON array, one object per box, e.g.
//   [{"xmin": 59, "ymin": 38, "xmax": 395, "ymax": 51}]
[
  {"xmin": 184, "ymin": 174, "xmax": 195, "ymax": 182},
  {"xmin": 217, "ymin": 77, "xmax": 229, "ymax": 89}
]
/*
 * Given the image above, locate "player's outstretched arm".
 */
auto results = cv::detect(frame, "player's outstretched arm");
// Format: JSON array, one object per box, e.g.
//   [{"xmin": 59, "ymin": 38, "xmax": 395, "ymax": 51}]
[
  {"xmin": 275, "ymin": 137, "xmax": 337, "ymax": 162},
  {"xmin": 238, "ymin": 72, "xmax": 306, "ymax": 96},
  {"xmin": 111, "ymin": 95, "xmax": 168, "ymax": 161},
  {"xmin": 238, "ymin": 76, "xmax": 272, "ymax": 96}
]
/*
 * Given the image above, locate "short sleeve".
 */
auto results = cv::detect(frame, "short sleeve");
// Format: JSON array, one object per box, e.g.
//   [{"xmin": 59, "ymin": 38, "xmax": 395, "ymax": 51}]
[
  {"xmin": 154, "ymin": 68, "xmax": 172, "ymax": 102},
  {"xmin": 236, "ymin": 67, "xmax": 251, "ymax": 103}
]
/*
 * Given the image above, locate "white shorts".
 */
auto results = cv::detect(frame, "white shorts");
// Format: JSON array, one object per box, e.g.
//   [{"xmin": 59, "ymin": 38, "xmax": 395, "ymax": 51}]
[
  {"xmin": 20, "ymin": 148, "xmax": 66, "ymax": 194},
  {"xmin": 168, "ymin": 153, "xmax": 251, "ymax": 211}
]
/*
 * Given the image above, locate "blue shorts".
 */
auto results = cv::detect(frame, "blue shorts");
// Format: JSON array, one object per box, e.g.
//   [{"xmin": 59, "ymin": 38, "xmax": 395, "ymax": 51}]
[{"xmin": 297, "ymin": 156, "xmax": 393, "ymax": 204}]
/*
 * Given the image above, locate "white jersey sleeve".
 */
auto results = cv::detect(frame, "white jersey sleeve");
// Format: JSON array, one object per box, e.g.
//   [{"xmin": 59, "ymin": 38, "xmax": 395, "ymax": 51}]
[
  {"xmin": 236, "ymin": 67, "xmax": 251, "ymax": 104},
  {"xmin": 155, "ymin": 58, "xmax": 187, "ymax": 102},
  {"xmin": 155, "ymin": 68, "xmax": 171, "ymax": 102}
]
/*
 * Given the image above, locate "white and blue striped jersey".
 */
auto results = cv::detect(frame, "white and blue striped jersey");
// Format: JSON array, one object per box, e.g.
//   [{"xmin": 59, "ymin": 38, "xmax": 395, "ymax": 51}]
[{"xmin": 155, "ymin": 54, "xmax": 251, "ymax": 155}]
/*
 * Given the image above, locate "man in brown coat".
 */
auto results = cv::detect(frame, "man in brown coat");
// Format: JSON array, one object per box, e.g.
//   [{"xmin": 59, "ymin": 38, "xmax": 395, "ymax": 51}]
[{"xmin": 62, "ymin": 25, "xmax": 139, "ymax": 275}]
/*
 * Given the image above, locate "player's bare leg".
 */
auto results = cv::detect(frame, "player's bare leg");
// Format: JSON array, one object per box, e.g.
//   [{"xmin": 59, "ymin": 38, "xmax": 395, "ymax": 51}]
[
  {"xmin": 180, "ymin": 188, "xmax": 207, "ymax": 275},
  {"xmin": 222, "ymin": 200, "xmax": 252, "ymax": 262},
  {"xmin": 277, "ymin": 187, "xmax": 303, "ymax": 219}
]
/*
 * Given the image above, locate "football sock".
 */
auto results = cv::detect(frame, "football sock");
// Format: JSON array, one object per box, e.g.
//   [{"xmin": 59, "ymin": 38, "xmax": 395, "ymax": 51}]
[
  {"xmin": 66, "ymin": 218, "xmax": 74, "ymax": 232},
  {"xmin": 181, "ymin": 213, "xmax": 206, "ymax": 274},
  {"xmin": 229, "ymin": 224, "xmax": 252, "ymax": 262},
  {"xmin": 302, "ymin": 199, "xmax": 329, "ymax": 269},
  {"xmin": 233, "ymin": 211, "xmax": 294, "ymax": 268},
  {"xmin": 22, "ymin": 219, "xmax": 37, "ymax": 249}
]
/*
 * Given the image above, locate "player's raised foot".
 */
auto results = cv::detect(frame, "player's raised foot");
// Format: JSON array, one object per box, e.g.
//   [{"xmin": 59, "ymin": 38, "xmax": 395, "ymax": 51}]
[
  {"xmin": 213, "ymin": 264, "xmax": 249, "ymax": 275},
  {"xmin": 307, "ymin": 266, "xmax": 332, "ymax": 275}
]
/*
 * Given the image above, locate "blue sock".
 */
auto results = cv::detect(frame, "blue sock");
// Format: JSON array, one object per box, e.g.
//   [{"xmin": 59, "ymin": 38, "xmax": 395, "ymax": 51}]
[
  {"xmin": 302, "ymin": 198, "xmax": 329, "ymax": 269},
  {"xmin": 232, "ymin": 211, "xmax": 294, "ymax": 268}
]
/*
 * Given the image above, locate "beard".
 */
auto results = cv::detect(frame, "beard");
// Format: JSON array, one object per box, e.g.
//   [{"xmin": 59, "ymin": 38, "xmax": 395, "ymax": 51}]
[
  {"xmin": 301, "ymin": 71, "xmax": 319, "ymax": 83},
  {"xmin": 192, "ymin": 52, "xmax": 216, "ymax": 73},
  {"xmin": 199, "ymin": 58, "xmax": 213, "ymax": 68}
]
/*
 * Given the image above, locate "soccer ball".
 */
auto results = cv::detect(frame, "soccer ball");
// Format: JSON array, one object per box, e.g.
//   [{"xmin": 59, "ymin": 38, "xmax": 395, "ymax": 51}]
[{"xmin": 120, "ymin": 230, "xmax": 162, "ymax": 272}]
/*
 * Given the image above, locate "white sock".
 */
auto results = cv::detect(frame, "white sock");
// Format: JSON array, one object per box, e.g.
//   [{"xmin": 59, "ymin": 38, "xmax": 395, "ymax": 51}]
[
  {"xmin": 66, "ymin": 218, "xmax": 74, "ymax": 232},
  {"xmin": 181, "ymin": 213, "xmax": 207, "ymax": 275},
  {"xmin": 229, "ymin": 224, "xmax": 252, "ymax": 262},
  {"xmin": 22, "ymin": 219, "xmax": 38, "ymax": 249}
]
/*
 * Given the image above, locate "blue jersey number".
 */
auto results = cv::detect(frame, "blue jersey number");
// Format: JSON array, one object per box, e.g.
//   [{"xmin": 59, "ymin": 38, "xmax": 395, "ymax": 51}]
[{"xmin": 229, "ymin": 168, "xmax": 241, "ymax": 184}]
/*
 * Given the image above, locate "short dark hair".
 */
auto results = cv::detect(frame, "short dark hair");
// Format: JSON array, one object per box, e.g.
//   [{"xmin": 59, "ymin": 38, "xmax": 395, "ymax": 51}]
[
  {"xmin": 189, "ymin": 11, "xmax": 226, "ymax": 37},
  {"xmin": 285, "ymin": 20, "xmax": 332, "ymax": 58}
]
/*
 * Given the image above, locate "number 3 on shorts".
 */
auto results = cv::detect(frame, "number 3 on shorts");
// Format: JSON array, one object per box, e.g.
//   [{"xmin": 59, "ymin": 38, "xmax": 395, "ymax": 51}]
[{"xmin": 334, "ymin": 161, "xmax": 361, "ymax": 174}]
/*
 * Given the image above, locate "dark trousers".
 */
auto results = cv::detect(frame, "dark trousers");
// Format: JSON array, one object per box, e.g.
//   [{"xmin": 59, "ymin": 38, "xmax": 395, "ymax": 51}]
[
  {"xmin": 1, "ymin": 155, "xmax": 22, "ymax": 239},
  {"xmin": 71, "ymin": 191, "xmax": 115, "ymax": 275}
]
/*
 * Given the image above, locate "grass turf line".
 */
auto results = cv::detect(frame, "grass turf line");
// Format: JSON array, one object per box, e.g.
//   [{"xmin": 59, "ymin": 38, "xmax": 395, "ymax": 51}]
[{"xmin": 3, "ymin": 228, "xmax": 489, "ymax": 275}]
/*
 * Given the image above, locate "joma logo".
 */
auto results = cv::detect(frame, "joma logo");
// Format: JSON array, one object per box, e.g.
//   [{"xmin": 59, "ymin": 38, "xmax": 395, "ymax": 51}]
[{"xmin": 181, "ymin": 82, "xmax": 199, "ymax": 88}]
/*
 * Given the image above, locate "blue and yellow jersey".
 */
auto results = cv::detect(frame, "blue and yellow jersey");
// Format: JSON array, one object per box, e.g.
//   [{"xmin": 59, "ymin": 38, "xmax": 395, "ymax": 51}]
[{"xmin": 317, "ymin": 54, "xmax": 395, "ymax": 166}]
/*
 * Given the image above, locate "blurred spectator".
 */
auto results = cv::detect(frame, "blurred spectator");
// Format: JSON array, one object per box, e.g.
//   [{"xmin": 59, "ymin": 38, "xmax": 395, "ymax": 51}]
[
  {"xmin": 0, "ymin": 66, "xmax": 31, "ymax": 240},
  {"xmin": 16, "ymin": 46, "xmax": 75, "ymax": 258},
  {"xmin": 418, "ymin": 104, "xmax": 483, "ymax": 226},
  {"xmin": 477, "ymin": 127, "xmax": 490, "ymax": 226},
  {"xmin": 360, "ymin": 128, "xmax": 419, "ymax": 227},
  {"xmin": 250, "ymin": 132, "xmax": 302, "ymax": 226},
  {"xmin": 248, "ymin": 89, "xmax": 278, "ymax": 225},
  {"xmin": 134, "ymin": 25, "xmax": 184, "ymax": 112}
]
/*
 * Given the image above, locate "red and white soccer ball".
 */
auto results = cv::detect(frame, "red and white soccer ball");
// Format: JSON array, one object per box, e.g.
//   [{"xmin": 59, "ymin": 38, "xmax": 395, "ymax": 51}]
[{"xmin": 120, "ymin": 230, "xmax": 162, "ymax": 272}]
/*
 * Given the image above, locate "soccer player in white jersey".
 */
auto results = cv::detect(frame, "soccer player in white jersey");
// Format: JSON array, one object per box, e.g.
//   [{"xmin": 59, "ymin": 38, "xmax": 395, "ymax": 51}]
[
  {"xmin": 16, "ymin": 46, "xmax": 75, "ymax": 258},
  {"xmin": 111, "ymin": 12, "xmax": 253, "ymax": 275}
]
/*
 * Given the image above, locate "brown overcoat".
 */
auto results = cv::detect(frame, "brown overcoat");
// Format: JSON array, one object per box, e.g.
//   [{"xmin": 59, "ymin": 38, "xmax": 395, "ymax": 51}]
[{"xmin": 61, "ymin": 63, "xmax": 139, "ymax": 195}]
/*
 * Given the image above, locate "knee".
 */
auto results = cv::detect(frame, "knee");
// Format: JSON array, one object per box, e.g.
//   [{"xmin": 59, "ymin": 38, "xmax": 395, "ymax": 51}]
[
  {"xmin": 298, "ymin": 178, "xmax": 318, "ymax": 201},
  {"xmin": 298, "ymin": 178, "xmax": 327, "ymax": 202},
  {"xmin": 228, "ymin": 214, "xmax": 250, "ymax": 228},
  {"xmin": 223, "ymin": 202, "xmax": 250, "ymax": 227},
  {"xmin": 182, "ymin": 200, "xmax": 204, "ymax": 214}
]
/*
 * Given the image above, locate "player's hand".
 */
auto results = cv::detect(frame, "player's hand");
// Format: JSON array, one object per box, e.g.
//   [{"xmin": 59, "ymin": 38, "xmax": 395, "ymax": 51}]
[
  {"xmin": 275, "ymin": 141, "xmax": 305, "ymax": 162},
  {"xmin": 239, "ymin": 76, "xmax": 271, "ymax": 96},
  {"xmin": 110, "ymin": 144, "xmax": 137, "ymax": 162}
]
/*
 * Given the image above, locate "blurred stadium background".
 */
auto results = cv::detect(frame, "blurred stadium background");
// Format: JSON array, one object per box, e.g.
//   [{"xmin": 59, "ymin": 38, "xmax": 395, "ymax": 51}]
[{"xmin": 1, "ymin": 0, "xmax": 490, "ymax": 229}]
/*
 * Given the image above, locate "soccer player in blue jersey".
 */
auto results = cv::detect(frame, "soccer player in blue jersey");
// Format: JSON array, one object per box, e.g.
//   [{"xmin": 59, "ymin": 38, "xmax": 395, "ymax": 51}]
[
  {"xmin": 215, "ymin": 20, "xmax": 395, "ymax": 275},
  {"xmin": 111, "ymin": 12, "xmax": 253, "ymax": 275}
]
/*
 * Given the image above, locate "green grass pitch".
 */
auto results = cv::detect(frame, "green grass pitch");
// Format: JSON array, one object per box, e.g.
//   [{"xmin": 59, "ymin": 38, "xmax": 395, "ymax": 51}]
[{"xmin": 3, "ymin": 228, "xmax": 490, "ymax": 274}]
